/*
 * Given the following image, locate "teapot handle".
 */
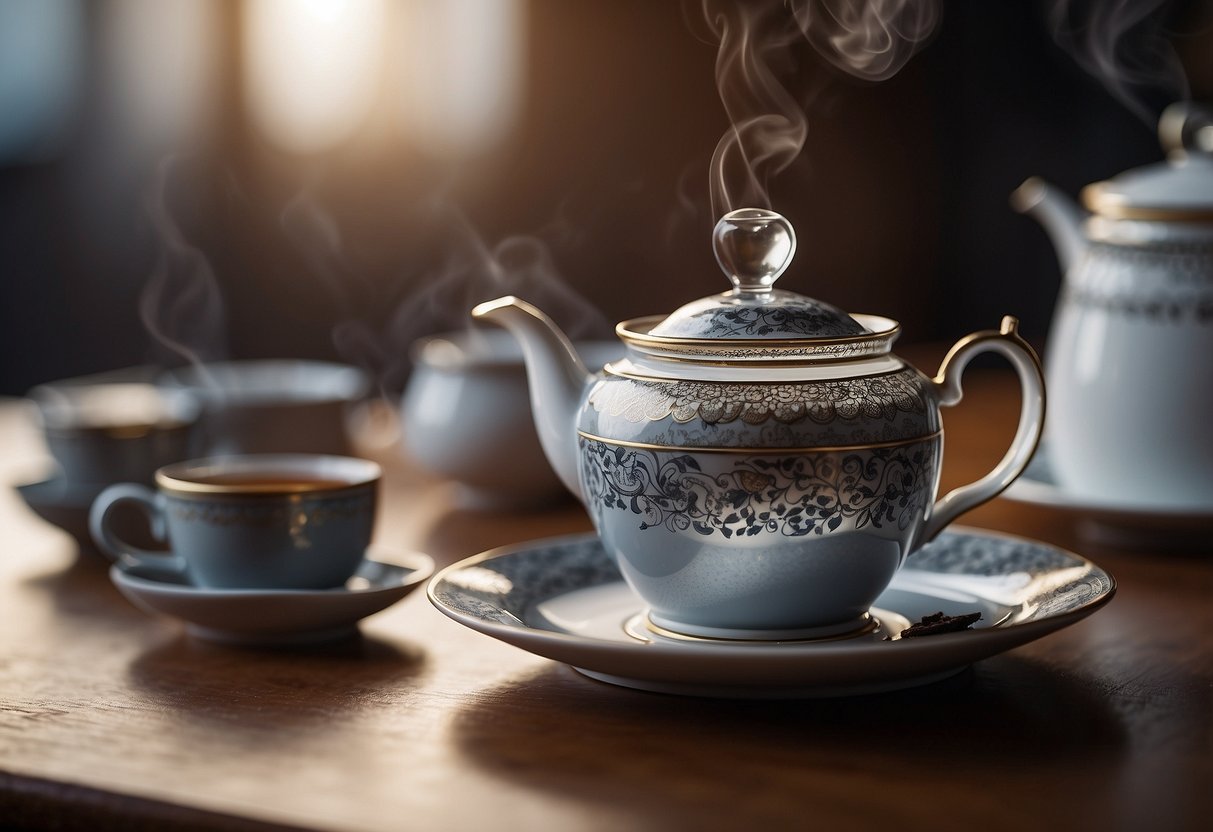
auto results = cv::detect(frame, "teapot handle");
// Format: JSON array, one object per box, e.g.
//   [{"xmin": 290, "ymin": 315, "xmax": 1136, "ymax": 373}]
[{"xmin": 922, "ymin": 316, "xmax": 1045, "ymax": 541}]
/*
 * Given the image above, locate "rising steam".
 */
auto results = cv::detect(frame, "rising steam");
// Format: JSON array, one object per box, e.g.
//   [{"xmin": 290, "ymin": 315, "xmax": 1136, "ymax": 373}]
[
  {"xmin": 140, "ymin": 156, "xmax": 228, "ymax": 379},
  {"xmin": 704, "ymin": 2, "xmax": 806, "ymax": 220},
  {"xmin": 790, "ymin": 0, "xmax": 942, "ymax": 81},
  {"xmin": 381, "ymin": 200, "xmax": 610, "ymax": 391},
  {"xmin": 280, "ymin": 188, "xmax": 386, "ymax": 377},
  {"xmin": 1048, "ymin": 0, "xmax": 1190, "ymax": 126},
  {"xmin": 703, "ymin": 0, "xmax": 940, "ymax": 218},
  {"xmin": 282, "ymin": 191, "xmax": 609, "ymax": 394}
]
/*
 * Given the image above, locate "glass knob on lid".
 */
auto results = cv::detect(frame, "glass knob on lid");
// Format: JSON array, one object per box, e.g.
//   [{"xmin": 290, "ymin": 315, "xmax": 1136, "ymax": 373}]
[
  {"xmin": 713, "ymin": 207, "xmax": 797, "ymax": 293},
  {"xmin": 647, "ymin": 208, "xmax": 866, "ymax": 340}
]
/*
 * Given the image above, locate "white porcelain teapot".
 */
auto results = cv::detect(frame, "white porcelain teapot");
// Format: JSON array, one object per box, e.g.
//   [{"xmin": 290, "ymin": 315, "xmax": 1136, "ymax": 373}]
[
  {"xmin": 1013, "ymin": 101, "xmax": 1213, "ymax": 509},
  {"xmin": 473, "ymin": 208, "xmax": 1044, "ymax": 640}
]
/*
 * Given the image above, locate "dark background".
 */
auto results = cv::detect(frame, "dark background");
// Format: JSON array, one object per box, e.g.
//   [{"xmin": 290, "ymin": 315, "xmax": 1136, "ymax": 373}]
[{"xmin": 1, "ymin": 0, "xmax": 1209, "ymax": 396}]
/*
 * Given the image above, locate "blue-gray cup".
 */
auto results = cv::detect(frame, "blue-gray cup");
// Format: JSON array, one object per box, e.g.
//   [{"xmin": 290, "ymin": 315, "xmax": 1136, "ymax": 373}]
[{"xmin": 89, "ymin": 454, "xmax": 380, "ymax": 589}]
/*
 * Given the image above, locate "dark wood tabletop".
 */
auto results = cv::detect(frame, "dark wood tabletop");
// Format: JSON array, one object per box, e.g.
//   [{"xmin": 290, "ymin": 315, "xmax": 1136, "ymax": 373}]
[{"xmin": 1, "ymin": 366, "xmax": 1210, "ymax": 832}]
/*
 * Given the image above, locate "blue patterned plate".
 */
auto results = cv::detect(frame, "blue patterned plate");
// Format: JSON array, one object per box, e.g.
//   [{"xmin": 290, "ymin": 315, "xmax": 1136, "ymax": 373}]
[{"xmin": 428, "ymin": 528, "xmax": 1114, "ymax": 698}]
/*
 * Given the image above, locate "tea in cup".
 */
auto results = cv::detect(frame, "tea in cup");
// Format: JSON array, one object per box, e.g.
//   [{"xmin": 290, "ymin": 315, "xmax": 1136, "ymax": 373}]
[
  {"xmin": 31, "ymin": 381, "xmax": 200, "ymax": 486},
  {"xmin": 89, "ymin": 454, "xmax": 380, "ymax": 589}
]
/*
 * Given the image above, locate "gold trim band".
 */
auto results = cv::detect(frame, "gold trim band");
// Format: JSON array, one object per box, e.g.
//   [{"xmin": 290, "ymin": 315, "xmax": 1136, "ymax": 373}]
[
  {"xmin": 614, "ymin": 354, "xmax": 896, "ymax": 369},
  {"xmin": 155, "ymin": 456, "xmax": 381, "ymax": 497},
  {"xmin": 611, "ymin": 347, "xmax": 894, "ymax": 368},
  {"xmin": 616, "ymin": 314, "xmax": 901, "ymax": 348},
  {"xmin": 627, "ymin": 612, "xmax": 881, "ymax": 644},
  {"xmin": 155, "ymin": 464, "xmax": 379, "ymax": 496},
  {"xmin": 576, "ymin": 429, "xmax": 941, "ymax": 455},
  {"xmin": 1082, "ymin": 183, "xmax": 1213, "ymax": 223},
  {"xmin": 601, "ymin": 363, "xmax": 910, "ymax": 385},
  {"xmin": 155, "ymin": 474, "xmax": 377, "ymax": 497}
]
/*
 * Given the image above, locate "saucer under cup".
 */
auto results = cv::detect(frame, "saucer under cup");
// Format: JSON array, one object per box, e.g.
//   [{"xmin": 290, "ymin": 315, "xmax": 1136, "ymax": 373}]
[{"xmin": 112, "ymin": 548, "xmax": 434, "ymax": 646}]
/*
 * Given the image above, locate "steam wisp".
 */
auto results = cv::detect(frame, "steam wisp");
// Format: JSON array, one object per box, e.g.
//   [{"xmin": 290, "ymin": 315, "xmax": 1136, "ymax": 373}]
[
  {"xmin": 140, "ymin": 156, "xmax": 228, "ymax": 387},
  {"xmin": 703, "ymin": 0, "xmax": 941, "ymax": 219},
  {"xmin": 280, "ymin": 188, "xmax": 387, "ymax": 380},
  {"xmin": 384, "ymin": 201, "xmax": 610, "ymax": 379},
  {"xmin": 1048, "ymin": 0, "xmax": 1190, "ymax": 126},
  {"xmin": 790, "ymin": 0, "xmax": 942, "ymax": 82},
  {"xmin": 281, "ymin": 191, "xmax": 609, "ymax": 394},
  {"xmin": 705, "ymin": 2, "xmax": 806, "ymax": 221}
]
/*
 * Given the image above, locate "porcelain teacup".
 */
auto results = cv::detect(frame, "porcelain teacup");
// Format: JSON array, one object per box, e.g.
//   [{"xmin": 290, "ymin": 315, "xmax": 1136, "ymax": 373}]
[
  {"xmin": 89, "ymin": 454, "xmax": 380, "ymax": 589},
  {"xmin": 31, "ymin": 381, "xmax": 200, "ymax": 487},
  {"xmin": 162, "ymin": 360, "xmax": 370, "ymax": 456}
]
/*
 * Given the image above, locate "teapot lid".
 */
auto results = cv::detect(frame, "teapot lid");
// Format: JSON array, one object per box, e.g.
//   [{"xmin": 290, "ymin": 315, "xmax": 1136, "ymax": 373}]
[
  {"xmin": 647, "ymin": 208, "xmax": 866, "ymax": 340},
  {"xmin": 1082, "ymin": 102, "xmax": 1213, "ymax": 221},
  {"xmin": 616, "ymin": 209, "xmax": 899, "ymax": 364}
]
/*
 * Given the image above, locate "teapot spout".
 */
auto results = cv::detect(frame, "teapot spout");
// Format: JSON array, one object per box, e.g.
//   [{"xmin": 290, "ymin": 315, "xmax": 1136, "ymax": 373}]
[
  {"xmin": 1010, "ymin": 177, "xmax": 1088, "ymax": 273},
  {"xmin": 471, "ymin": 296, "xmax": 592, "ymax": 502}
]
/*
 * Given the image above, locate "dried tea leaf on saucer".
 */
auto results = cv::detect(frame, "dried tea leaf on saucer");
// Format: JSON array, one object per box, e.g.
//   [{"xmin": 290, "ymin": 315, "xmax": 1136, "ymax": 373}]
[{"xmin": 900, "ymin": 611, "xmax": 982, "ymax": 638}]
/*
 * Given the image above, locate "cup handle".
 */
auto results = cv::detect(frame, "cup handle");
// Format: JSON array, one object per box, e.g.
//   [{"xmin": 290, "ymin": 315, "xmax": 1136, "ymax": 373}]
[
  {"xmin": 89, "ymin": 484, "xmax": 184, "ymax": 576},
  {"xmin": 921, "ymin": 316, "xmax": 1046, "ymax": 542}
]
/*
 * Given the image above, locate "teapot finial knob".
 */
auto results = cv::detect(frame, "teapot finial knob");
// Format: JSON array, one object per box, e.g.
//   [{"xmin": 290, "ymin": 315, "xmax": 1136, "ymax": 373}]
[
  {"xmin": 713, "ymin": 208, "xmax": 797, "ymax": 294},
  {"xmin": 1160, "ymin": 101, "xmax": 1213, "ymax": 156}
]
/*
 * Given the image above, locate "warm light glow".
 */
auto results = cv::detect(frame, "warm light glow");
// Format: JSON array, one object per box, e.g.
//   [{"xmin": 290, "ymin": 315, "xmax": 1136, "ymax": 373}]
[
  {"xmin": 244, "ymin": 0, "xmax": 386, "ymax": 154},
  {"xmin": 103, "ymin": 0, "xmax": 217, "ymax": 150},
  {"xmin": 402, "ymin": 0, "xmax": 526, "ymax": 158}
]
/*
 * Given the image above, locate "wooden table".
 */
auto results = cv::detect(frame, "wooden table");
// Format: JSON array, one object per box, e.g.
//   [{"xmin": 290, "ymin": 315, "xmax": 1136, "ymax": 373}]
[{"xmin": 1, "ymin": 368, "xmax": 1210, "ymax": 831}]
